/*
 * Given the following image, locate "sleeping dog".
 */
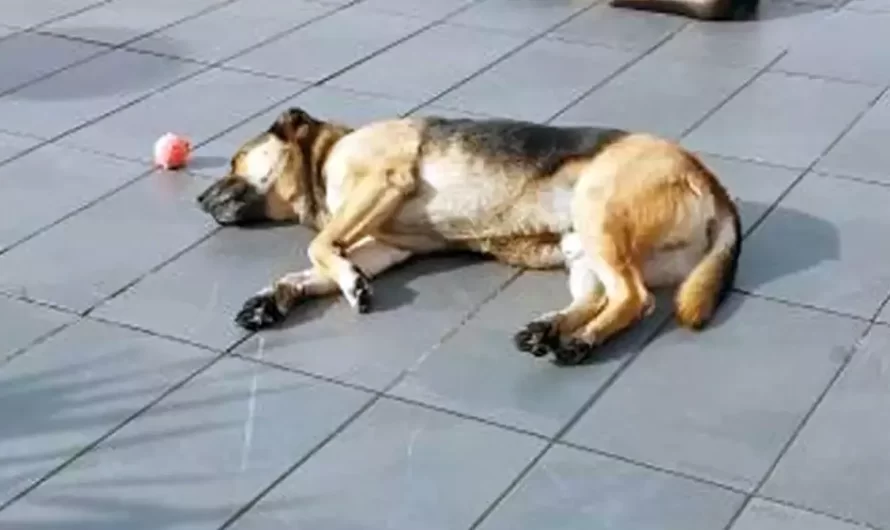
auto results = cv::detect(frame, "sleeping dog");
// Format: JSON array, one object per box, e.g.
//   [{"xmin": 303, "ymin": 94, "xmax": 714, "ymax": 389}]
[{"xmin": 197, "ymin": 109, "xmax": 741, "ymax": 365}]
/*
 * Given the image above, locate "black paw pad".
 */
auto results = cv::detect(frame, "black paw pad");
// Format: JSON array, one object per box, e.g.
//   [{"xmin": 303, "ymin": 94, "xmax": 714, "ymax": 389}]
[
  {"xmin": 553, "ymin": 338, "xmax": 594, "ymax": 366},
  {"xmin": 350, "ymin": 265, "xmax": 372, "ymax": 314},
  {"xmin": 235, "ymin": 293, "xmax": 284, "ymax": 331},
  {"xmin": 513, "ymin": 321, "xmax": 556, "ymax": 357}
]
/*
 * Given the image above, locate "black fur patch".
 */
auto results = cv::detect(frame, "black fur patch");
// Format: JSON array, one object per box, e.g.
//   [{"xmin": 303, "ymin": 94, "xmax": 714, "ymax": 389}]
[{"xmin": 421, "ymin": 118, "xmax": 628, "ymax": 176}]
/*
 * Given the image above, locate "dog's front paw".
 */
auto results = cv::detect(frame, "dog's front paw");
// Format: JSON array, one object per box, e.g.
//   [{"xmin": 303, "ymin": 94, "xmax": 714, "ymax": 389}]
[
  {"xmin": 344, "ymin": 265, "xmax": 372, "ymax": 314},
  {"xmin": 235, "ymin": 292, "xmax": 285, "ymax": 331},
  {"xmin": 513, "ymin": 319, "xmax": 558, "ymax": 357}
]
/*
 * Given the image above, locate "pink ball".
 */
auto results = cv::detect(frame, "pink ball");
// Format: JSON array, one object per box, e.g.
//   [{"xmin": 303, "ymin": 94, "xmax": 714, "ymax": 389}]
[{"xmin": 153, "ymin": 132, "xmax": 191, "ymax": 170}]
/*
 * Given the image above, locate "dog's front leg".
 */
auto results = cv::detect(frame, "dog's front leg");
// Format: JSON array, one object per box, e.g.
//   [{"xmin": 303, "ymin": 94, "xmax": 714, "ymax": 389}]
[
  {"xmin": 235, "ymin": 236, "xmax": 414, "ymax": 330},
  {"xmin": 309, "ymin": 167, "xmax": 415, "ymax": 312}
]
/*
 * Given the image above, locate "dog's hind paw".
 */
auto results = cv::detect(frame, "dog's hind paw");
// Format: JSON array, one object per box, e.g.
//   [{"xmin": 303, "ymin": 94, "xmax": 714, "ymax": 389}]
[
  {"xmin": 552, "ymin": 338, "xmax": 595, "ymax": 366},
  {"xmin": 345, "ymin": 265, "xmax": 372, "ymax": 314},
  {"xmin": 235, "ymin": 292, "xmax": 285, "ymax": 331},
  {"xmin": 513, "ymin": 320, "xmax": 557, "ymax": 357}
]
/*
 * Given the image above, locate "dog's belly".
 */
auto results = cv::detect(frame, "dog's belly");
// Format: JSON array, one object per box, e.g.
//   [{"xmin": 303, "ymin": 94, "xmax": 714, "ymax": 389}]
[{"xmin": 392, "ymin": 159, "xmax": 575, "ymax": 239}]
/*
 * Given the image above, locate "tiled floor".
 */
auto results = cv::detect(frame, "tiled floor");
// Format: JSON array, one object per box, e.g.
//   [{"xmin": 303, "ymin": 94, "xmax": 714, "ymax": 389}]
[{"xmin": 1, "ymin": 0, "xmax": 889, "ymax": 528}]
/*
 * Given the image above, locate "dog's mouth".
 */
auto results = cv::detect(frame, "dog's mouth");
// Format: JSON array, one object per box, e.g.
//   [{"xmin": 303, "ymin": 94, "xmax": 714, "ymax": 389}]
[{"xmin": 197, "ymin": 178, "xmax": 267, "ymax": 226}]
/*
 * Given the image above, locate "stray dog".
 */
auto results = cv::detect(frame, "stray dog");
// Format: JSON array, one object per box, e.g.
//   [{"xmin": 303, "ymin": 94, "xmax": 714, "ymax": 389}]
[{"xmin": 197, "ymin": 108, "xmax": 741, "ymax": 365}]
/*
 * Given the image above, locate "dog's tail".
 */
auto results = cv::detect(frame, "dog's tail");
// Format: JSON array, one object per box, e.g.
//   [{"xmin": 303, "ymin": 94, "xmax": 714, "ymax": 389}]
[{"xmin": 674, "ymin": 199, "xmax": 742, "ymax": 330}]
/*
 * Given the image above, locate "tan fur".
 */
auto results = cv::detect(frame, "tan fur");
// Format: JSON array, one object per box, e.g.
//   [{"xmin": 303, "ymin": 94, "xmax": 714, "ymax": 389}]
[{"xmin": 198, "ymin": 110, "xmax": 741, "ymax": 364}]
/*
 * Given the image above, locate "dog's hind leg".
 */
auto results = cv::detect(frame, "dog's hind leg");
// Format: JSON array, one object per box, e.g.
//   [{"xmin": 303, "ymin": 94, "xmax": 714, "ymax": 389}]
[
  {"xmin": 513, "ymin": 233, "xmax": 609, "ymax": 357},
  {"xmin": 235, "ymin": 236, "xmax": 414, "ymax": 331},
  {"xmin": 307, "ymin": 164, "xmax": 417, "ymax": 313}
]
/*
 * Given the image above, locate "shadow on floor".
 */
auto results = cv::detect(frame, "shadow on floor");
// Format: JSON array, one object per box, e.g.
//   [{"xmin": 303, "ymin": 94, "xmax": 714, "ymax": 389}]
[{"xmin": 8, "ymin": 28, "xmax": 188, "ymax": 101}]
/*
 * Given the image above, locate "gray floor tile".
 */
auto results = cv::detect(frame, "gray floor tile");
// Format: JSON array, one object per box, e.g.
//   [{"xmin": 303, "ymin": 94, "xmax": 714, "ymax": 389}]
[
  {"xmin": 190, "ymin": 85, "xmax": 415, "ymax": 176},
  {"xmin": 479, "ymin": 445, "xmax": 744, "ymax": 530},
  {"xmin": 0, "ymin": 131, "xmax": 41, "ymax": 163},
  {"xmin": 0, "ymin": 297, "xmax": 71, "ymax": 362},
  {"xmin": 684, "ymin": 72, "xmax": 880, "ymax": 168},
  {"xmin": 0, "ymin": 356, "xmax": 372, "ymax": 530},
  {"xmin": 0, "ymin": 143, "xmax": 147, "ymax": 252},
  {"xmin": 327, "ymin": 23, "xmax": 526, "ymax": 102},
  {"xmin": 696, "ymin": 154, "xmax": 803, "ymax": 233},
  {"xmin": 410, "ymin": 105, "xmax": 498, "ymax": 119},
  {"xmin": 564, "ymin": 294, "xmax": 866, "ymax": 491},
  {"xmin": 0, "ymin": 319, "xmax": 213, "ymax": 503},
  {"xmin": 773, "ymin": 11, "xmax": 890, "ymax": 86},
  {"xmin": 225, "ymin": 5, "xmax": 429, "ymax": 83},
  {"xmin": 228, "ymin": 398, "xmax": 545, "ymax": 530},
  {"xmin": 360, "ymin": 0, "xmax": 479, "ymax": 20},
  {"xmin": 3, "ymin": 0, "xmax": 105, "ymax": 28},
  {"xmin": 41, "ymin": 0, "xmax": 227, "ymax": 45},
  {"xmin": 0, "ymin": 32, "xmax": 106, "ymax": 95},
  {"xmin": 761, "ymin": 324, "xmax": 890, "ymax": 528},
  {"xmin": 388, "ymin": 271, "xmax": 672, "ymax": 437},
  {"xmin": 127, "ymin": 0, "xmax": 337, "ymax": 64},
  {"xmin": 649, "ymin": 2, "xmax": 831, "ymax": 70},
  {"xmin": 737, "ymin": 174, "xmax": 890, "ymax": 318},
  {"xmin": 448, "ymin": 0, "xmax": 596, "ymax": 36},
  {"xmin": 555, "ymin": 55, "xmax": 756, "ymax": 140},
  {"xmin": 57, "ymin": 68, "xmax": 304, "ymax": 160},
  {"xmin": 548, "ymin": 3, "xmax": 687, "ymax": 53},
  {"xmin": 0, "ymin": 171, "xmax": 217, "ymax": 313},
  {"xmin": 0, "ymin": 50, "xmax": 202, "ymax": 138},
  {"xmin": 93, "ymin": 224, "xmax": 312, "ymax": 351},
  {"xmin": 845, "ymin": 0, "xmax": 890, "ymax": 10},
  {"xmin": 434, "ymin": 38, "xmax": 637, "ymax": 123},
  {"xmin": 231, "ymin": 256, "xmax": 516, "ymax": 390},
  {"xmin": 733, "ymin": 499, "xmax": 871, "ymax": 530},
  {"xmin": 815, "ymin": 90, "xmax": 890, "ymax": 184}
]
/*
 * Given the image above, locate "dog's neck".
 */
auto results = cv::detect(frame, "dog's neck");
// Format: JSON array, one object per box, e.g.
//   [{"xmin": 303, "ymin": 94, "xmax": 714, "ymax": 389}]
[{"xmin": 297, "ymin": 120, "xmax": 352, "ymax": 229}]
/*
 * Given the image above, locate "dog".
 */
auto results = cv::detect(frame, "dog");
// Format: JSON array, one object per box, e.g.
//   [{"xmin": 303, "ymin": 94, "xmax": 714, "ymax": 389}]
[{"xmin": 197, "ymin": 108, "xmax": 741, "ymax": 365}]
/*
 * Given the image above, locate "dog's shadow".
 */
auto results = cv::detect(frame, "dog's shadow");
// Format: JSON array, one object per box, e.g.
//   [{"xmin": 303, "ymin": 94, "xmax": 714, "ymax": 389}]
[{"xmin": 277, "ymin": 251, "xmax": 490, "ymax": 329}]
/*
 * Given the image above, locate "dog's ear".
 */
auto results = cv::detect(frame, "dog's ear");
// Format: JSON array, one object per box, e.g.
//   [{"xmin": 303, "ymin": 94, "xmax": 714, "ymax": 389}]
[{"xmin": 268, "ymin": 107, "xmax": 318, "ymax": 143}]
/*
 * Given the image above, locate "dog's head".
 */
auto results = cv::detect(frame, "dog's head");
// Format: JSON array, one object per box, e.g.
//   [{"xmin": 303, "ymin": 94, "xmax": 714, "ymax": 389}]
[{"xmin": 197, "ymin": 107, "xmax": 324, "ymax": 227}]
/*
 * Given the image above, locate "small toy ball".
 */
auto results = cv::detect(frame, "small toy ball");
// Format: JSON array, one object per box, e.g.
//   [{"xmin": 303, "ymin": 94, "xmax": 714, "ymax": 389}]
[{"xmin": 153, "ymin": 132, "xmax": 191, "ymax": 170}]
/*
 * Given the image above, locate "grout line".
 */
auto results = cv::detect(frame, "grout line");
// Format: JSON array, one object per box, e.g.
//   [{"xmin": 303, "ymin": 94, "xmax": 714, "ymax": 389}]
[
  {"xmin": 767, "ymin": 68, "xmax": 888, "ymax": 89},
  {"xmin": 0, "ymin": 351, "xmax": 230, "ymax": 513},
  {"xmin": 0, "ymin": 319, "xmax": 78, "ymax": 369},
  {"xmin": 468, "ymin": 312, "xmax": 675, "ymax": 529},
  {"xmin": 810, "ymin": 169, "xmax": 890, "ymax": 190},
  {"xmin": 678, "ymin": 51, "xmax": 788, "ymax": 140},
  {"xmin": 85, "ymin": 313, "xmax": 225, "ymax": 355},
  {"xmin": 753, "ymin": 494, "xmax": 886, "ymax": 530},
  {"xmin": 0, "ymin": 0, "xmax": 117, "ymax": 41},
  {"xmin": 216, "ymin": 392, "xmax": 382, "ymax": 529},
  {"xmin": 398, "ymin": 1, "xmax": 615, "ymax": 118},
  {"xmin": 734, "ymin": 84, "xmax": 890, "ymax": 242},
  {"xmin": 719, "ymin": 330, "xmax": 868, "ymax": 530},
  {"xmin": 545, "ymin": 20, "xmax": 690, "ymax": 124},
  {"xmin": 557, "ymin": 440, "xmax": 750, "ymax": 495},
  {"xmin": 729, "ymin": 289, "xmax": 872, "ymax": 323},
  {"xmin": 0, "ymin": 0, "xmax": 245, "ymax": 102}
]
